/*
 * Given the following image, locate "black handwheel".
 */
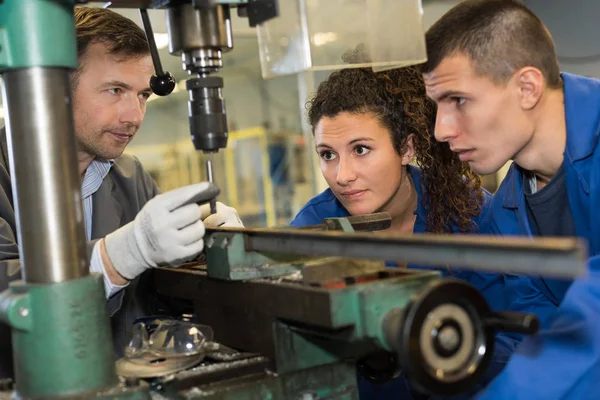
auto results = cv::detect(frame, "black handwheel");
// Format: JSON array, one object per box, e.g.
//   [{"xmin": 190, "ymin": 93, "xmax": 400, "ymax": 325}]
[{"xmin": 397, "ymin": 278, "xmax": 495, "ymax": 396}]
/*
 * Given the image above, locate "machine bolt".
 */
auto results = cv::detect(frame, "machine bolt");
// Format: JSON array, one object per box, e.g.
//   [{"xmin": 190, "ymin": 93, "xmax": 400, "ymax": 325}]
[
  {"xmin": 18, "ymin": 307, "xmax": 29, "ymax": 317},
  {"xmin": 437, "ymin": 325, "xmax": 460, "ymax": 353}
]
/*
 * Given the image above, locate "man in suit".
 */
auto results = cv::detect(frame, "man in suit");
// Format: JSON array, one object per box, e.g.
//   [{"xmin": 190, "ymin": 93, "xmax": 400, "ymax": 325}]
[{"xmin": 0, "ymin": 7, "xmax": 241, "ymax": 378}]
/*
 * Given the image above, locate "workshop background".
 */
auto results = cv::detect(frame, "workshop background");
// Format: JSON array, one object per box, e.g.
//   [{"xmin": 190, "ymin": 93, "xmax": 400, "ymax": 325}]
[{"xmin": 0, "ymin": 0, "xmax": 597, "ymax": 227}]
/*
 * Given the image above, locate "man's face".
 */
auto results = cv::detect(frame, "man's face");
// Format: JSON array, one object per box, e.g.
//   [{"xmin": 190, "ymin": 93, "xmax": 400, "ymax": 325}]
[
  {"xmin": 72, "ymin": 42, "xmax": 154, "ymax": 161},
  {"xmin": 315, "ymin": 112, "xmax": 409, "ymax": 216},
  {"xmin": 423, "ymin": 54, "xmax": 533, "ymax": 175}
]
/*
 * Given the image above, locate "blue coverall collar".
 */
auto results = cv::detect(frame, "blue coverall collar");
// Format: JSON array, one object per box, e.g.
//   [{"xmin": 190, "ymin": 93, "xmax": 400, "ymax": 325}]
[{"xmin": 502, "ymin": 72, "xmax": 600, "ymax": 209}]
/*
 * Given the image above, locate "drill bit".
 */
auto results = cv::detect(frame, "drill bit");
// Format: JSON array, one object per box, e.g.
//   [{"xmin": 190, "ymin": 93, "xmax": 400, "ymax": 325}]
[{"xmin": 205, "ymin": 153, "xmax": 217, "ymax": 214}]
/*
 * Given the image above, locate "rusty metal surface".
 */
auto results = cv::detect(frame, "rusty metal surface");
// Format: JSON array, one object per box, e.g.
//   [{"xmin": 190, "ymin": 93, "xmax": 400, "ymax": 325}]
[
  {"xmin": 301, "ymin": 257, "xmax": 388, "ymax": 284},
  {"xmin": 296, "ymin": 213, "xmax": 392, "ymax": 232}
]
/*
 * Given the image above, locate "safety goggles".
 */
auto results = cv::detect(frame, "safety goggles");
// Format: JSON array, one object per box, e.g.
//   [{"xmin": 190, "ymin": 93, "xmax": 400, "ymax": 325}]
[{"xmin": 124, "ymin": 315, "xmax": 214, "ymax": 358}]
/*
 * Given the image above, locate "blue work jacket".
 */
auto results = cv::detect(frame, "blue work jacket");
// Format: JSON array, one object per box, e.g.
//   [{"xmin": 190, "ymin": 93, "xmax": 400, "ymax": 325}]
[
  {"xmin": 291, "ymin": 165, "xmax": 516, "ymax": 400},
  {"xmin": 476, "ymin": 72, "xmax": 600, "ymax": 400}
]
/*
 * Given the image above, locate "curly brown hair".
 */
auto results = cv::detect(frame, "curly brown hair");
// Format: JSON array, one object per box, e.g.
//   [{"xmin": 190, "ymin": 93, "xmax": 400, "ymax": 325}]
[{"xmin": 306, "ymin": 66, "xmax": 485, "ymax": 233}]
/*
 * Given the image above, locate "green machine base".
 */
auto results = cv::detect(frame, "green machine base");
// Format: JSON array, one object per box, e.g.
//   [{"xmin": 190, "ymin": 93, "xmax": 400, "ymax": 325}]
[{"xmin": 0, "ymin": 274, "xmax": 148, "ymax": 400}]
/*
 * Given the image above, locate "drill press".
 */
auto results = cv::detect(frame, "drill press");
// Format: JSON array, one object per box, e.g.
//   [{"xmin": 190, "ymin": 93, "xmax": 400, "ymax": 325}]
[{"xmin": 140, "ymin": 1, "xmax": 278, "ymax": 213}]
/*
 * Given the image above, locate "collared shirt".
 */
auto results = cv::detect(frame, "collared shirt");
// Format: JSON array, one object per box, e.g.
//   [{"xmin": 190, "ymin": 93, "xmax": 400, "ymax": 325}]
[
  {"xmin": 83, "ymin": 158, "xmax": 129, "ymax": 298},
  {"xmin": 81, "ymin": 158, "xmax": 113, "ymax": 240}
]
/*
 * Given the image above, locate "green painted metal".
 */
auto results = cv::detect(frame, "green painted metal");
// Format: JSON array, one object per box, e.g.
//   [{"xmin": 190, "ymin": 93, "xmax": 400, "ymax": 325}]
[
  {"xmin": 358, "ymin": 276, "xmax": 437, "ymax": 350},
  {"xmin": 205, "ymin": 231, "xmax": 311, "ymax": 280},
  {"xmin": 0, "ymin": 0, "xmax": 77, "ymax": 71},
  {"xmin": 4, "ymin": 274, "xmax": 118, "ymax": 398},
  {"xmin": 0, "ymin": 290, "xmax": 32, "ymax": 332},
  {"xmin": 204, "ymin": 215, "xmax": 359, "ymax": 280},
  {"xmin": 272, "ymin": 272, "xmax": 439, "ymax": 374},
  {"xmin": 273, "ymin": 320, "xmax": 375, "ymax": 374}
]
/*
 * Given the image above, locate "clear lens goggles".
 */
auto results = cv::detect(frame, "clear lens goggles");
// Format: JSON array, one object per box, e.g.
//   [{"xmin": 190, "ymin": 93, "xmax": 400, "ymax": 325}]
[{"xmin": 125, "ymin": 315, "xmax": 214, "ymax": 358}]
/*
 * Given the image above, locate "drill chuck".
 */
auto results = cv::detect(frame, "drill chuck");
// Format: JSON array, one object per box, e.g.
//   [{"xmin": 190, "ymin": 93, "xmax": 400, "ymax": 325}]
[{"xmin": 187, "ymin": 75, "xmax": 228, "ymax": 152}]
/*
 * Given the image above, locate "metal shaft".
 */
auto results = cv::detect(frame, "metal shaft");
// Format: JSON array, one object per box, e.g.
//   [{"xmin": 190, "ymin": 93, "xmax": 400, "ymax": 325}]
[
  {"xmin": 207, "ymin": 227, "xmax": 587, "ymax": 279},
  {"xmin": 2, "ymin": 68, "xmax": 88, "ymax": 283},
  {"xmin": 206, "ymin": 155, "xmax": 217, "ymax": 214}
]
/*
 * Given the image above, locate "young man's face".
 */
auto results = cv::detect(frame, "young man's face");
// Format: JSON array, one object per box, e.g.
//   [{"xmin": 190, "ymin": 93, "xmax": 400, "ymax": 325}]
[
  {"xmin": 423, "ymin": 54, "xmax": 533, "ymax": 175},
  {"xmin": 72, "ymin": 42, "xmax": 154, "ymax": 161}
]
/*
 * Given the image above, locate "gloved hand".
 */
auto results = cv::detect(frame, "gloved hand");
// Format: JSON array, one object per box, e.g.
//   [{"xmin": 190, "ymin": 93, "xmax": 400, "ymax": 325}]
[
  {"xmin": 200, "ymin": 202, "xmax": 244, "ymax": 228},
  {"xmin": 103, "ymin": 182, "xmax": 219, "ymax": 280}
]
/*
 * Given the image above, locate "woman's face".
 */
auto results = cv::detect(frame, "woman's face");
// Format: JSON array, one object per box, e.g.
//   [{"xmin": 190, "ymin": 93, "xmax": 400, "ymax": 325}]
[{"xmin": 314, "ymin": 112, "xmax": 414, "ymax": 216}]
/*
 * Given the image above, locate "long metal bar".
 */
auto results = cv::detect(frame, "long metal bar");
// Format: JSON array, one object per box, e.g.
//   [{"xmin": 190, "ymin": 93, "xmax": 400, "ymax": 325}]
[
  {"xmin": 2, "ymin": 68, "xmax": 88, "ymax": 283},
  {"xmin": 207, "ymin": 227, "xmax": 587, "ymax": 279}
]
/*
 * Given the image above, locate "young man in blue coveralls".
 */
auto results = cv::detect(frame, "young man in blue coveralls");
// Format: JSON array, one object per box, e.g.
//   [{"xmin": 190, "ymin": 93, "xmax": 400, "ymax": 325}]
[{"xmin": 422, "ymin": 1, "xmax": 600, "ymax": 399}]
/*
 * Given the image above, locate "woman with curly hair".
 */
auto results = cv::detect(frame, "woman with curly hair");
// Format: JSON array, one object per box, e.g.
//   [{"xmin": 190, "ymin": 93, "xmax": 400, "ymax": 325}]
[
  {"xmin": 291, "ymin": 64, "xmax": 487, "ymax": 241},
  {"xmin": 290, "ymin": 65, "xmax": 514, "ymax": 400}
]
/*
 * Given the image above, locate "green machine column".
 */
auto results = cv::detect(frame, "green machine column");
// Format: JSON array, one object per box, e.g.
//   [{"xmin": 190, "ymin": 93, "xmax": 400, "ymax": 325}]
[
  {"xmin": 0, "ymin": 0, "xmax": 78, "ymax": 70},
  {"xmin": 0, "ymin": 1, "xmax": 120, "ymax": 398}
]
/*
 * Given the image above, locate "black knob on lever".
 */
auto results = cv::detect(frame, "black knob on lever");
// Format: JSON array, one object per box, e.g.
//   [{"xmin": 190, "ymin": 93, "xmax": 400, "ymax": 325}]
[
  {"xmin": 150, "ymin": 73, "xmax": 176, "ymax": 97},
  {"xmin": 483, "ymin": 311, "xmax": 540, "ymax": 335},
  {"xmin": 139, "ymin": 9, "xmax": 176, "ymax": 97}
]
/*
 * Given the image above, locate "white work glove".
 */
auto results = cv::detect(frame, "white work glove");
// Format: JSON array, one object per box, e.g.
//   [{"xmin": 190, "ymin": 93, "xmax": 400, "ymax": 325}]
[
  {"xmin": 104, "ymin": 182, "xmax": 219, "ymax": 280},
  {"xmin": 200, "ymin": 202, "xmax": 244, "ymax": 228}
]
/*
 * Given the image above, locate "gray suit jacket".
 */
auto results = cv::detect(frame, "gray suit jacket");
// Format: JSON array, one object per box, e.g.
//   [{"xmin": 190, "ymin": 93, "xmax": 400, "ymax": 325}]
[{"xmin": 0, "ymin": 127, "xmax": 161, "ymax": 378}]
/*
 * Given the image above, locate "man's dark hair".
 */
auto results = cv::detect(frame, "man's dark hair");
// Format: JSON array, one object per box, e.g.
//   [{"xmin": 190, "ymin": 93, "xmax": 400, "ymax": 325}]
[
  {"xmin": 423, "ymin": 0, "xmax": 561, "ymax": 89},
  {"xmin": 72, "ymin": 7, "xmax": 150, "ymax": 88}
]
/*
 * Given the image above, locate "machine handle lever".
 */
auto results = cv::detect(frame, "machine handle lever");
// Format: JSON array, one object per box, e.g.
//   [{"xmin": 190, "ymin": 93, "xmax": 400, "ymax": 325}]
[
  {"xmin": 483, "ymin": 311, "xmax": 540, "ymax": 335},
  {"xmin": 139, "ymin": 9, "xmax": 176, "ymax": 96}
]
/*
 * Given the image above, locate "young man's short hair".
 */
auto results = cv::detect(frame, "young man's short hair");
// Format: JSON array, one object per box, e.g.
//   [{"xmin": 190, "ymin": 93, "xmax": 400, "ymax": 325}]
[{"xmin": 423, "ymin": 0, "xmax": 561, "ymax": 89}]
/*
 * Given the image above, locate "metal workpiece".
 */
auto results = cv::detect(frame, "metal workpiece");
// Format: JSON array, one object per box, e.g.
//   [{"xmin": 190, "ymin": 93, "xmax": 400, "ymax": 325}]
[
  {"xmin": 205, "ymin": 227, "xmax": 587, "ymax": 279},
  {"xmin": 297, "ymin": 212, "xmax": 392, "ymax": 232},
  {"xmin": 1, "ymin": 68, "xmax": 88, "ymax": 284}
]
